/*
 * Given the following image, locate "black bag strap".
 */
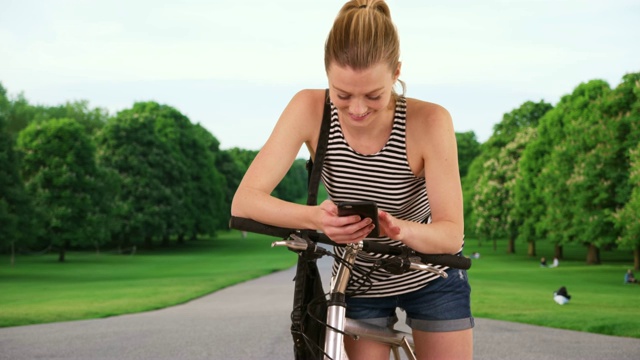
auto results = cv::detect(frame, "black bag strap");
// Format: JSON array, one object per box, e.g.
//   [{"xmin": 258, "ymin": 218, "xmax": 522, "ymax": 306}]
[
  {"xmin": 290, "ymin": 90, "xmax": 331, "ymax": 360},
  {"xmin": 306, "ymin": 89, "xmax": 331, "ymax": 206}
]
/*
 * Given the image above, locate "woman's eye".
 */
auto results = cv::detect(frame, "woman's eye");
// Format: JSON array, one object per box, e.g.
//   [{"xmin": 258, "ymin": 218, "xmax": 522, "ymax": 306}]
[
  {"xmin": 367, "ymin": 95, "xmax": 381, "ymax": 100},
  {"xmin": 337, "ymin": 94, "xmax": 350, "ymax": 100}
]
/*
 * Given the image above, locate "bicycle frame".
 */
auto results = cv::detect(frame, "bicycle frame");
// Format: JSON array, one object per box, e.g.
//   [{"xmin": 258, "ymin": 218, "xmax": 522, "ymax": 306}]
[{"xmin": 323, "ymin": 241, "xmax": 416, "ymax": 360}]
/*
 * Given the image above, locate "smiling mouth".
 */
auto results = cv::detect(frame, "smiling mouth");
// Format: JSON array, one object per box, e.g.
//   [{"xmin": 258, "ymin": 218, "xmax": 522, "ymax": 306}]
[{"xmin": 350, "ymin": 111, "xmax": 370, "ymax": 119}]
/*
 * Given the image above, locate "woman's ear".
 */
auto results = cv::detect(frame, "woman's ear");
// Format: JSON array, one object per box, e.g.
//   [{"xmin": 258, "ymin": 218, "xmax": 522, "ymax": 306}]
[{"xmin": 394, "ymin": 62, "xmax": 402, "ymax": 81}]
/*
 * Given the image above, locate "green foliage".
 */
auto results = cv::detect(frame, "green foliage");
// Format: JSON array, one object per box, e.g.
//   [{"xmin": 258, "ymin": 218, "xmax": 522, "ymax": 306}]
[
  {"xmin": 30, "ymin": 100, "xmax": 110, "ymax": 135},
  {"xmin": 467, "ymin": 100, "xmax": 552, "ymax": 241},
  {"xmin": 615, "ymin": 144, "xmax": 640, "ymax": 247},
  {"xmin": 485, "ymin": 100, "xmax": 553, "ymax": 151},
  {"xmin": 222, "ymin": 148, "xmax": 309, "ymax": 204},
  {"xmin": 274, "ymin": 158, "xmax": 308, "ymax": 202},
  {"xmin": 95, "ymin": 102, "xmax": 229, "ymax": 247},
  {"xmin": 3, "ymin": 72, "xmax": 640, "ymax": 269},
  {"xmin": 215, "ymin": 148, "xmax": 251, "ymax": 219},
  {"xmin": 0, "ymin": 83, "xmax": 108, "ymax": 137},
  {"xmin": 456, "ymin": 131, "xmax": 481, "ymax": 178},
  {"xmin": 471, "ymin": 73, "xmax": 640, "ymax": 266},
  {"xmin": 0, "ymin": 102, "xmax": 35, "ymax": 256},
  {"xmin": 473, "ymin": 128, "xmax": 536, "ymax": 251},
  {"xmin": 530, "ymin": 75, "xmax": 640, "ymax": 264},
  {"xmin": 17, "ymin": 118, "xmax": 105, "ymax": 261}
]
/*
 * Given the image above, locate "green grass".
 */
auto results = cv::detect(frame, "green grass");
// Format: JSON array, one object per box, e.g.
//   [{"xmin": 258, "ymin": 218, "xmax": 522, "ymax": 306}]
[
  {"xmin": 0, "ymin": 231, "xmax": 295, "ymax": 327},
  {"xmin": 1, "ymin": 232, "xmax": 639, "ymax": 339},
  {"xmin": 464, "ymin": 239, "xmax": 640, "ymax": 338}
]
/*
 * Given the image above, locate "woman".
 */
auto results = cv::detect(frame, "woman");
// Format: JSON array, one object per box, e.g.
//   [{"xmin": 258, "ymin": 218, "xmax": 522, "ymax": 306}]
[{"xmin": 231, "ymin": 1, "xmax": 473, "ymax": 359}]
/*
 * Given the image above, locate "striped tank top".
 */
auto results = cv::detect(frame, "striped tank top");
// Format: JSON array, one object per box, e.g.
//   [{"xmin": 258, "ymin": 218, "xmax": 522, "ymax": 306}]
[{"xmin": 322, "ymin": 96, "xmax": 447, "ymax": 297}]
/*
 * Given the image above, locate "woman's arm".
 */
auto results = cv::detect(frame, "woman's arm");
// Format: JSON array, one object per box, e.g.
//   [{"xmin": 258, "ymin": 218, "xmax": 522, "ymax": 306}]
[
  {"xmin": 231, "ymin": 89, "xmax": 323, "ymax": 230},
  {"xmin": 232, "ymin": 89, "xmax": 377, "ymax": 242},
  {"xmin": 378, "ymin": 99, "xmax": 465, "ymax": 254}
]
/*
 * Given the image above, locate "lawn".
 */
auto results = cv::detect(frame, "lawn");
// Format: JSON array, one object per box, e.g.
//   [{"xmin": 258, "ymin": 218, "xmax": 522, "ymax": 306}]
[
  {"xmin": 1, "ymin": 231, "xmax": 639, "ymax": 339},
  {"xmin": 0, "ymin": 232, "xmax": 295, "ymax": 327},
  {"xmin": 463, "ymin": 239, "xmax": 640, "ymax": 338}
]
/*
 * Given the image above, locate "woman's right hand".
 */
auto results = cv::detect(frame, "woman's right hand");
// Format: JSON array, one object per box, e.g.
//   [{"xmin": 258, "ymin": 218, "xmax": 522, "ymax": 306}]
[{"xmin": 318, "ymin": 199, "xmax": 375, "ymax": 244}]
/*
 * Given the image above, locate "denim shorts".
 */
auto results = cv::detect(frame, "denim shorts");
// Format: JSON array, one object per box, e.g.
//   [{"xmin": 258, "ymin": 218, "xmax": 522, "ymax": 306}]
[{"xmin": 345, "ymin": 267, "xmax": 474, "ymax": 332}]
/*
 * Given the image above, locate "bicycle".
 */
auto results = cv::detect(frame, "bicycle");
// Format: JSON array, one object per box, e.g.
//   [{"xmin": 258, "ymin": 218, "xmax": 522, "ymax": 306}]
[{"xmin": 230, "ymin": 216, "xmax": 471, "ymax": 360}]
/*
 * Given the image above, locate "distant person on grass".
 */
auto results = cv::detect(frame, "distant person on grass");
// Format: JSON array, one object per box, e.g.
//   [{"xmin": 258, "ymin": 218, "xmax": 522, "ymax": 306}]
[
  {"xmin": 624, "ymin": 269, "xmax": 638, "ymax": 284},
  {"xmin": 553, "ymin": 286, "xmax": 571, "ymax": 305},
  {"xmin": 540, "ymin": 257, "xmax": 547, "ymax": 267}
]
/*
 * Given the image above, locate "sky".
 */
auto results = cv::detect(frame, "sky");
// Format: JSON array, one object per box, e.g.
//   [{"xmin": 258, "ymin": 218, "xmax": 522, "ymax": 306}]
[{"xmin": 1, "ymin": 0, "xmax": 639, "ymax": 158}]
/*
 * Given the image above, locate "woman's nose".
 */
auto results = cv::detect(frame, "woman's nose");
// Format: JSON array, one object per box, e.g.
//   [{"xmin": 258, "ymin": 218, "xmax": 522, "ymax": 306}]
[{"xmin": 349, "ymin": 99, "xmax": 367, "ymax": 115}]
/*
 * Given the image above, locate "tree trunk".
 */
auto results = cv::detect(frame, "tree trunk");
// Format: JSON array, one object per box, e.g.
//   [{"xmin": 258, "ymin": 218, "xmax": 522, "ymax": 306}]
[
  {"xmin": 554, "ymin": 244, "xmax": 564, "ymax": 259},
  {"xmin": 58, "ymin": 246, "xmax": 66, "ymax": 262},
  {"xmin": 507, "ymin": 237, "xmax": 516, "ymax": 254},
  {"xmin": 11, "ymin": 241, "xmax": 15, "ymax": 267},
  {"xmin": 634, "ymin": 246, "xmax": 639, "ymax": 271},
  {"xmin": 527, "ymin": 241, "xmax": 536, "ymax": 257},
  {"xmin": 586, "ymin": 243, "xmax": 600, "ymax": 265}
]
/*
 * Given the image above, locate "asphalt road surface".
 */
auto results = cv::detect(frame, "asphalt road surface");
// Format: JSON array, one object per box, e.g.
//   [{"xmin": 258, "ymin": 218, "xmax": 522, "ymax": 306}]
[{"xmin": 2, "ymin": 257, "xmax": 639, "ymax": 360}]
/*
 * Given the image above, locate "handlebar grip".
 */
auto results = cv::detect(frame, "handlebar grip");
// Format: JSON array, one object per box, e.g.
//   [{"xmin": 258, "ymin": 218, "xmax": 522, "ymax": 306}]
[
  {"xmin": 229, "ymin": 216, "xmax": 335, "ymax": 244},
  {"xmin": 419, "ymin": 254, "xmax": 472, "ymax": 270},
  {"xmin": 364, "ymin": 242, "xmax": 471, "ymax": 270},
  {"xmin": 229, "ymin": 216, "xmax": 295, "ymax": 238}
]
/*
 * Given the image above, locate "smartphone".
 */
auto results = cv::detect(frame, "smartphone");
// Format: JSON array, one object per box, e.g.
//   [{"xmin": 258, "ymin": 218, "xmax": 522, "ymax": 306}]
[{"xmin": 337, "ymin": 201, "xmax": 380, "ymax": 237}]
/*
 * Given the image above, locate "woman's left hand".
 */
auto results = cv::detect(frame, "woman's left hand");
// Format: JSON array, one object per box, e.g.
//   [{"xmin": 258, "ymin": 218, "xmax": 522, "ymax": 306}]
[{"xmin": 378, "ymin": 210, "xmax": 403, "ymax": 240}]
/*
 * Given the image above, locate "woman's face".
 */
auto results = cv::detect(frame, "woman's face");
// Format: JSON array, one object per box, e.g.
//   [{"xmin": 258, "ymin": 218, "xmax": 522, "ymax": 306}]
[{"xmin": 327, "ymin": 61, "xmax": 400, "ymax": 126}]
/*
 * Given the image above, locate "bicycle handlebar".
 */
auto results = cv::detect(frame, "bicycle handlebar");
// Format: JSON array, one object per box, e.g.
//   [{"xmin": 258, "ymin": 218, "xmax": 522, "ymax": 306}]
[{"xmin": 229, "ymin": 216, "xmax": 471, "ymax": 270}]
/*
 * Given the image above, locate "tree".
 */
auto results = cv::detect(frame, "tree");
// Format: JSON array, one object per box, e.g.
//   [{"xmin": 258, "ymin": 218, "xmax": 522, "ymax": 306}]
[
  {"xmin": 615, "ymin": 144, "xmax": 640, "ymax": 270},
  {"xmin": 190, "ymin": 125, "xmax": 227, "ymax": 237},
  {"xmin": 32, "ymin": 100, "xmax": 110, "ymax": 135},
  {"xmin": 611, "ymin": 72, "xmax": 640, "ymax": 269},
  {"xmin": 221, "ymin": 147, "xmax": 259, "ymax": 211},
  {"xmin": 456, "ymin": 131, "xmax": 481, "ymax": 179},
  {"xmin": 96, "ymin": 107, "xmax": 174, "ymax": 249},
  {"xmin": 466, "ymin": 100, "xmax": 552, "ymax": 245},
  {"xmin": 214, "ymin": 149, "xmax": 244, "ymax": 224},
  {"xmin": 537, "ymin": 80, "xmax": 611, "ymax": 264},
  {"xmin": 473, "ymin": 128, "xmax": 536, "ymax": 253},
  {"xmin": 17, "ymin": 118, "xmax": 105, "ymax": 262},
  {"xmin": 96, "ymin": 102, "xmax": 229, "ymax": 247},
  {"xmin": 0, "ymin": 93, "xmax": 36, "ymax": 264}
]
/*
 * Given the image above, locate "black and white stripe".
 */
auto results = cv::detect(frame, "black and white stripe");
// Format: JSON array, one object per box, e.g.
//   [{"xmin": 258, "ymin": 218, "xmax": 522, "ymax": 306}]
[{"xmin": 322, "ymin": 97, "xmax": 445, "ymax": 297}]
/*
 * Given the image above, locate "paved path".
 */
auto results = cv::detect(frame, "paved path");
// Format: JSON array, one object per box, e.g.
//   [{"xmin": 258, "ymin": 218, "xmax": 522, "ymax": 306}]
[{"xmin": 1, "ymin": 257, "xmax": 639, "ymax": 360}]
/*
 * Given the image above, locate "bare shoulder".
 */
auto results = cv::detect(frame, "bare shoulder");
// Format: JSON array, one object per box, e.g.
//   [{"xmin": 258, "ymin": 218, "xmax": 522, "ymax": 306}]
[
  {"xmin": 274, "ymin": 88, "xmax": 327, "ymax": 157},
  {"xmin": 405, "ymin": 98, "xmax": 453, "ymax": 129},
  {"xmin": 288, "ymin": 89, "xmax": 327, "ymax": 113},
  {"xmin": 282, "ymin": 89, "xmax": 326, "ymax": 129},
  {"xmin": 405, "ymin": 98, "xmax": 455, "ymax": 145}
]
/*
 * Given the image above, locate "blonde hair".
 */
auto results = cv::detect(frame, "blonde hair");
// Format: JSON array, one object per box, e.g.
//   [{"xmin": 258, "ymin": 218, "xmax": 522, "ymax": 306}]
[{"xmin": 324, "ymin": 0, "xmax": 405, "ymax": 96}]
